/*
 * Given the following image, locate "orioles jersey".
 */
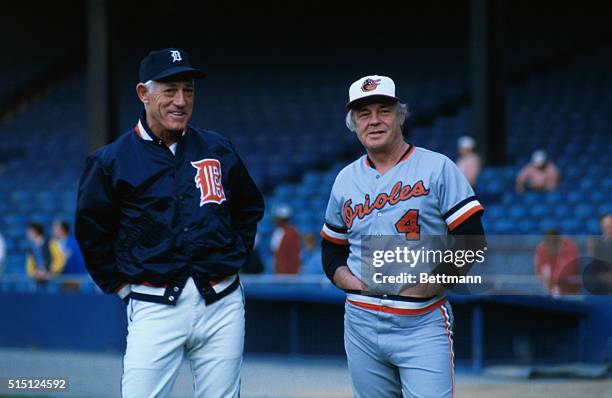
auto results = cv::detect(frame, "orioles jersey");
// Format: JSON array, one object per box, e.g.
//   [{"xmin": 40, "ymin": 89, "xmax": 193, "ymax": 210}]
[{"xmin": 321, "ymin": 145, "xmax": 483, "ymax": 282}]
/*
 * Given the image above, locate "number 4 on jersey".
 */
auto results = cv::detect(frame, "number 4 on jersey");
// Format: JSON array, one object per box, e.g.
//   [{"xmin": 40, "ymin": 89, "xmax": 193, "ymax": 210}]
[{"xmin": 395, "ymin": 209, "xmax": 420, "ymax": 240}]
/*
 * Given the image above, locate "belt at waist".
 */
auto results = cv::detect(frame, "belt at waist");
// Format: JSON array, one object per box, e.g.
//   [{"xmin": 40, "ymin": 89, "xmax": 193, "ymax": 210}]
[
  {"xmin": 345, "ymin": 291, "xmax": 446, "ymax": 316},
  {"xmin": 117, "ymin": 274, "xmax": 239, "ymax": 306}
]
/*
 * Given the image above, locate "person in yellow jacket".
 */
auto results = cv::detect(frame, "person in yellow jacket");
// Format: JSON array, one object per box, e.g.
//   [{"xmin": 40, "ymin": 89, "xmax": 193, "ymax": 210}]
[{"xmin": 25, "ymin": 222, "xmax": 65, "ymax": 284}]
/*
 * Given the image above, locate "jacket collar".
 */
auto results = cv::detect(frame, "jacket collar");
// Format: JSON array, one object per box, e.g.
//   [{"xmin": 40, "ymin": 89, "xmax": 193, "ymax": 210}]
[
  {"xmin": 134, "ymin": 111, "xmax": 187, "ymax": 142},
  {"xmin": 135, "ymin": 112, "xmax": 154, "ymax": 141}
]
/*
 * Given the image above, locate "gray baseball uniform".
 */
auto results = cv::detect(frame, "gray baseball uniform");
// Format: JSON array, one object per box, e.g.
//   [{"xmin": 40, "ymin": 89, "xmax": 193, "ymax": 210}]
[{"xmin": 321, "ymin": 145, "xmax": 483, "ymax": 397}]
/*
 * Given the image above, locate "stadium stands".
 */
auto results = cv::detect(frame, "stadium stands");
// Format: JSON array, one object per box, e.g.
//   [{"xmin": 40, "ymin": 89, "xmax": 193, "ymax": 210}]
[
  {"xmin": 0, "ymin": 77, "xmax": 85, "ymax": 277},
  {"xmin": 257, "ymin": 48, "xmax": 612, "ymax": 280},
  {"xmin": 0, "ymin": 48, "xmax": 610, "ymax": 292}
]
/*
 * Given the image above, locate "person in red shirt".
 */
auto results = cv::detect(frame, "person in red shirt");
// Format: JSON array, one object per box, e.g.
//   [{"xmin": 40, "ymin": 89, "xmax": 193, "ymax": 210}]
[
  {"xmin": 270, "ymin": 204, "xmax": 301, "ymax": 274},
  {"xmin": 535, "ymin": 229, "xmax": 581, "ymax": 295}
]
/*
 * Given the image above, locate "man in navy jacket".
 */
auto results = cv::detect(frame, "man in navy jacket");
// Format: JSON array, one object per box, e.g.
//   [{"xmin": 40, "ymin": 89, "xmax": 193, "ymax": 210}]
[{"xmin": 76, "ymin": 48, "xmax": 264, "ymax": 398}]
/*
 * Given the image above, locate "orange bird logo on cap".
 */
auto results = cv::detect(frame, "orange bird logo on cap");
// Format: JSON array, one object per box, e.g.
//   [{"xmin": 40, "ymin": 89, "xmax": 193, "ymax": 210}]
[{"xmin": 361, "ymin": 78, "xmax": 381, "ymax": 92}]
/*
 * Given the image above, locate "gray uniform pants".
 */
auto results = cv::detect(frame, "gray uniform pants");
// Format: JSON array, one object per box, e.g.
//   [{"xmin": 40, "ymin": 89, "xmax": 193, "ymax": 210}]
[{"xmin": 344, "ymin": 299, "xmax": 454, "ymax": 398}]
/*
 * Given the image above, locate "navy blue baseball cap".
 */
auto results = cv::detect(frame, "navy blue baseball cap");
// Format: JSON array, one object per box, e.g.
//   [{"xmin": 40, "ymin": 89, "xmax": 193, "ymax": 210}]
[{"xmin": 139, "ymin": 48, "xmax": 206, "ymax": 82}]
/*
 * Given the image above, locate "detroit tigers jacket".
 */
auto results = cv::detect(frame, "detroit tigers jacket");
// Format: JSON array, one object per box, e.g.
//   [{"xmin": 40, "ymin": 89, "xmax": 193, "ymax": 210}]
[{"xmin": 75, "ymin": 114, "xmax": 264, "ymax": 302}]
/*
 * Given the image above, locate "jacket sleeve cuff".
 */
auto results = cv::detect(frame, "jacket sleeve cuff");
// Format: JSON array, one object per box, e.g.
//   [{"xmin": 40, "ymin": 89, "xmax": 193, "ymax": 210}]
[{"xmin": 115, "ymin": 283, "xmax": 131, "ymax": 300}]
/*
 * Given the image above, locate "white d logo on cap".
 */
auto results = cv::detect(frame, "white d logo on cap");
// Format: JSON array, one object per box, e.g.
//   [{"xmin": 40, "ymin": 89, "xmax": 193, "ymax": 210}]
[{"xmin": 170, "ymin": 50, "xmax": 182, "ymax": 63}]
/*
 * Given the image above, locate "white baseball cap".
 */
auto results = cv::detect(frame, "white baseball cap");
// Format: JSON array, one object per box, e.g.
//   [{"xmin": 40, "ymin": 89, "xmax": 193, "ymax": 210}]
[
  {"xmin": 531, "ymin": 150, "xmax": 547, "ymax": 166},
  {"xmin": 458, "ymin": 136, "xmax": 476, "ymax": 150},
  {"xmin": 347, "ymin": 75, "xmax": 399, "ymax": 109},
  {"xmin": 273, "ymin": 204, "xmax": 292, "ymax": 219}
]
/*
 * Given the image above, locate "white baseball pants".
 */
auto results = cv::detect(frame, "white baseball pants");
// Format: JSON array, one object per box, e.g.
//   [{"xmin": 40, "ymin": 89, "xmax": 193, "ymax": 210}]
[{"xmin": 121, "ymin": 277, "xmax": 244, "ymax": 398}]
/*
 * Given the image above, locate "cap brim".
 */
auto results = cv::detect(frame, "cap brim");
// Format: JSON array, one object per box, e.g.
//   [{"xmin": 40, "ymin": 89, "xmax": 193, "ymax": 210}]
[
  {"xmin": 152, "ymin": 66, "xmax": 207, "ymax": 82},
  {"xmin": 346, "ymin": 94, "xmax": 399, "ymax": 109}
]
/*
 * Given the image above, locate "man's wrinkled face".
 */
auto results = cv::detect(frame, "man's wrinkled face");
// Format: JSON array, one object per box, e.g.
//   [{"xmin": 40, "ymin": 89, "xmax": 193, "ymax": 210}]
[
  {"xmin": 353, "ymin": 103, "xmax": 403, "ymax": 153},
  {"xmin": 144, "ymin": 80, "xmax": 194, "ymax": 133}
]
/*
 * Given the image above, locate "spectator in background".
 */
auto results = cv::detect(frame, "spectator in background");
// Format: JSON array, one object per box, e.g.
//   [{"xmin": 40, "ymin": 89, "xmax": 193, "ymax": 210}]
[
  {"xmin": 53, "ymin": 220, "xmax": 87, "ymax": 291},
  {"xmin": 588, "ymin": 214, "xmax": 612, "ymax": 261},
  {"xmin": 300, "ymin": 233, "xmax": 322, "ymax": 274},
  {"xmin": 584, "ymin": 214, "xmax": 612, "ymax": 294},
  {"xmin": 53, "ymin": 221, "xmax": 86, "ymax": 275},
  {"xmin": 535, "ymin": 229, "xmax": 581, "ymax": 296},
  {"xmin": 25, "ymin": 222, "xmax": 65, "ymax": 284},
  {"xmin": 516, "ymin": 150, "xmax": 560, "ymax": 193},
  {"xmin": 456, "ymin": 135, "xmax": 481, "ymax": 187},
  {"xmin": 270, "ymin": 204, "xmax": 301, "ymax": 274},
  {"xmin": 0, "ymin": 230, "xmax": 6, "ymax": 276}
]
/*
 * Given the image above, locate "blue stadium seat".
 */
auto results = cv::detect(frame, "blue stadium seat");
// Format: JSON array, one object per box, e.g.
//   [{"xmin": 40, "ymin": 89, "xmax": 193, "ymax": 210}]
[
  {"xmin": 599, "ymin": 203, "xmax": 612, "ymax": 215},
  {"xmin": 4, "ymin": 255, "xmax": 25, "ymax": 274},
  {"xmin": 566, "ymin": 191, "xmax": 583, "ymax": 204},
  {"xmin": 575, "ymin": 204, "xmax": 596, "ymax": 220},
  {"xmin": 508, "ymin": 205, "xmax": 528, "ymax": 220},
  {"xmin": 579, "ymin": 178, "xmax": 597, "ymax": 191},
  {"xmin": 544, "ymin": 192, "xmax": 563, "ymax": 205},
  {"xmin": 538, "ymin": 219, "xmax": 558, "ymax": 233},
  {"xmin": 517, "ymin": 219, "xmax": 538, "ymax": 234},
  {"xmin": 484, "ymin": 205, "xmax": 504, "ymax": 222},
  {"xmin": 560, "ymin": 219, "xmax": 583, "ymax": 235},
  {"xmin": 501, "ymin": 193, "xmax": 519, "ymax": 206},
  {"xmin": 295, "ymin": 184, "xmax": 318, "ymax": 199},
  {"xmin": 553, "ymin": 203, "xmax": 572, "ymax": 219},
  {"xmin": 493, "ymin": 220, "xmax": 515, "ymax": 234},
  {"xmin": 4, "ymin": 214, "xmax": 27, "ymax": 228},
  {"xmin": 586, "ymin": 219, "xmax": 601, "ymax": 235},
  {"xmin": 479, "ymin": 179, "xmax": 504, "ymax": 195},
  {"xmin": 528, "ymin": 203, "xmax": 551, "ymax": 219},
  {"xmin": 589, "ymin": 191, "xmax": 608, "ymax": 205},
  {"xmin": 523, "ymin": 192, "xmax": 546, "ymax": 206}
]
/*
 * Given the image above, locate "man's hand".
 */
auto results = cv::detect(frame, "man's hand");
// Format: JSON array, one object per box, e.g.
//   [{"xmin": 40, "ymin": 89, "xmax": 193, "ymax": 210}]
[
  {"xmin": 33, "ymin": 270, "xmax": 50, "ymax": 283},
  {"xmin": 333, "ymin": 266, "xmax": 365, "ymax": 290}
]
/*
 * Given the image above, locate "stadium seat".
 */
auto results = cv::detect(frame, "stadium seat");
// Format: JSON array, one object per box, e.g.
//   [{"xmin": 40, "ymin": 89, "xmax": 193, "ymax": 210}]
[
  {"xmin": 560, "ymin": 219, "xmax": 583, "ymax": 235},
  {"xmin": 528, "ymin": 203, "xmax": 551, "ymax": 219},
  {"xmin": 508, "ymin": 205, "xmax": 528, "ymax": 220},
  {"xmin": 575, "ymin": 204, "xmax": 596, "ymax": 220},
  {"xmin": 586, "ymin": 219, "xmax": 601, "ymax": 235},
  {"xmin": 538, "ymin": 219, "xmax": 558, "ymax": 233}
]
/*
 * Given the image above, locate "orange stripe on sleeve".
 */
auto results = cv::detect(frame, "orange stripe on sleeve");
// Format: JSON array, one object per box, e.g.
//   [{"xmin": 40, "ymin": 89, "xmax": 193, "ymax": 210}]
[
  {"xmin": 448, "ymin": 205, "xmax": 484, "ymax": 231},
  {"xmin": 320, "ymin": 230, "xmax": 349, "ymax": 245}
]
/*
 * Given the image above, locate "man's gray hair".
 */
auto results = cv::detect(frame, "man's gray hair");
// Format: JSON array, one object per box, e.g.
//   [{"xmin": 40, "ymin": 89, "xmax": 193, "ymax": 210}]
[
  {"xmin": 144, "ymin": 80, "xmax": 156, "ymax": 92},
  {"xmin": 143, "ymin": 79, "xmax": 195, "ymax": 93},
  {"xmin": 345, "ymin": 102, "xmax": 410, "ymax": 132}
]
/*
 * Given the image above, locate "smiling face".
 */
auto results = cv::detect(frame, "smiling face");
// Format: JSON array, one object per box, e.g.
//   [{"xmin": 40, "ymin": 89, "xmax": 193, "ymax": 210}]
[
  {"xmin": 353, "ymin": 102, "xmax": 405, "ymax": 153},
  {"xmin": 137, "ymin": 78, "xmax": 194, "ymax": 136}
]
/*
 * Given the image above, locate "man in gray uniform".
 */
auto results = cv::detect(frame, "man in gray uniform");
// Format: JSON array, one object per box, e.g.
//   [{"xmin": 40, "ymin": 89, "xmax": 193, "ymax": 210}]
[{"xmin": 321, "ymin": 75, "xmax": 486, "ymax": 397}]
